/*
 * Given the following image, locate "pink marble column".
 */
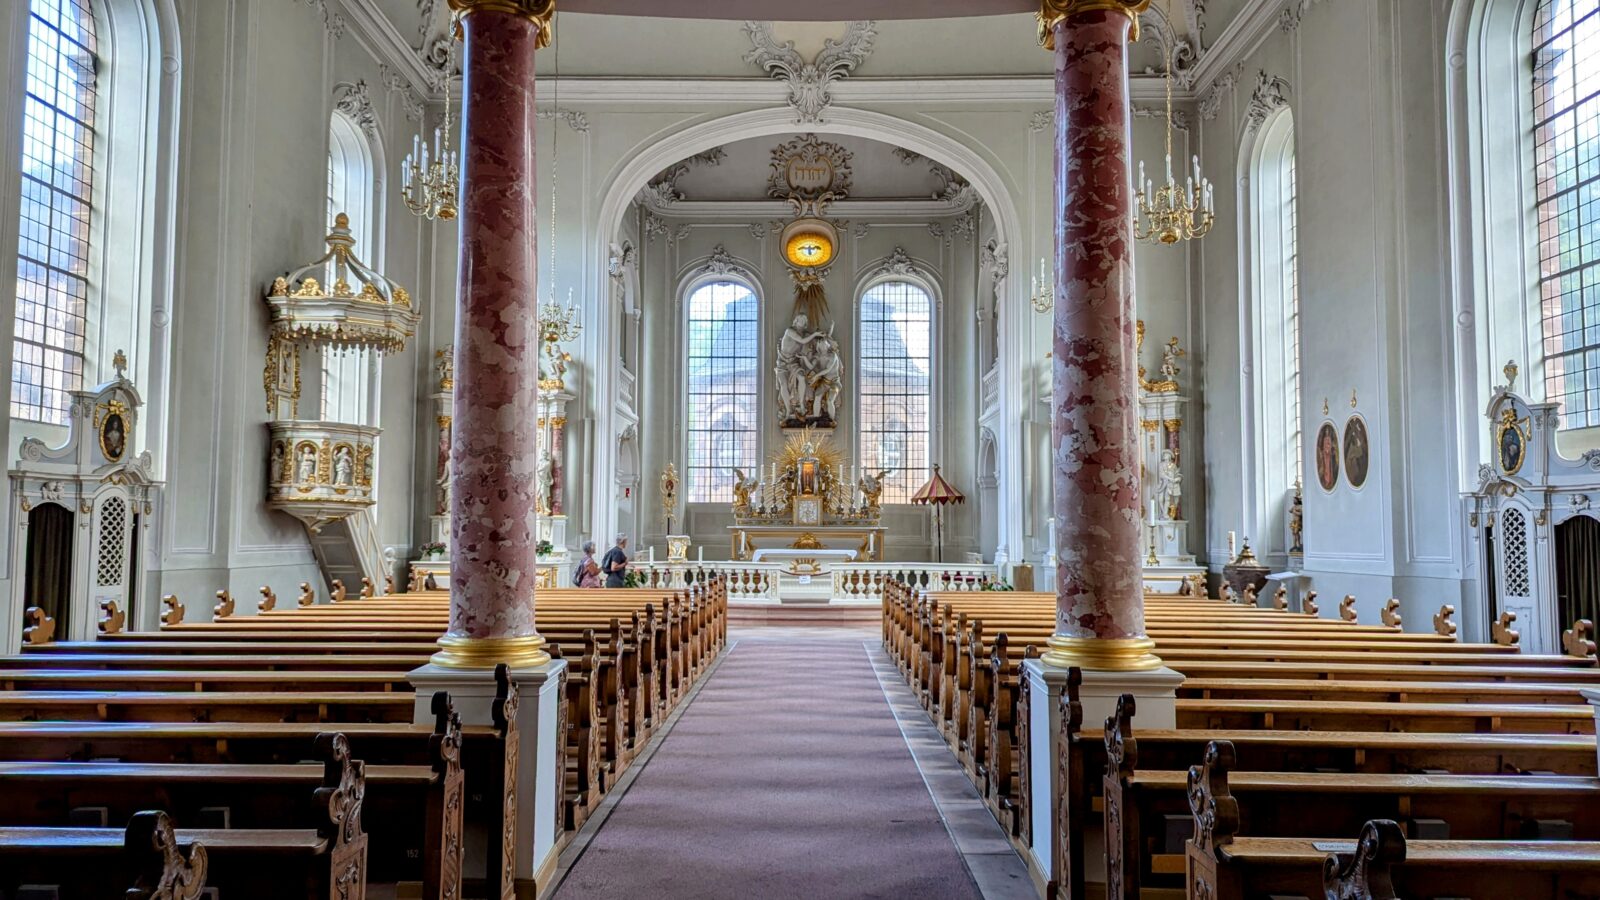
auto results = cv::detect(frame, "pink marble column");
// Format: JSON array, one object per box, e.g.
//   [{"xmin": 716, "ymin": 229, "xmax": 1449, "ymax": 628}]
[
  {"xmin": 1046, "ymin": 5, "xmax": 1155, "ymax": 666},
  {"xmin": 550, "ymin": 418, "xmax": 566, "ymax": 516},
  {"xmin": 437, "ymin": 4, "xmax": 549, "ymax": 667}
]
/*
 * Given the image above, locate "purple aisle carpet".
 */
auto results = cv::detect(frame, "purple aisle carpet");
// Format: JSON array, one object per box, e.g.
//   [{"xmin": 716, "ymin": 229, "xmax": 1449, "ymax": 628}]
[{"xmin": 551, "ymin": 637, "xmax": 984, "ymax": 900}]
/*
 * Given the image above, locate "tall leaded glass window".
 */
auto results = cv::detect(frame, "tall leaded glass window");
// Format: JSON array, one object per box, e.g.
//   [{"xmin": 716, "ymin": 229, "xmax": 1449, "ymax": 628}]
[
  {"xmin": 322, "ymin": 110, "xmax": 375, "ymax": 425},
  {"xmin": 859, "ymin": 280, "xmax": 932, "ymax": 505},
  {"xmin": 1534, "ymin": 0, "xmax": 1600, "ymax": 426},
  {"xmin": 13, "ymin": 0, "xmax": 98, "ymax": 424},
  {"xmin": 686, "ymin": 280, "xmax": 759, "ymax": 502}
]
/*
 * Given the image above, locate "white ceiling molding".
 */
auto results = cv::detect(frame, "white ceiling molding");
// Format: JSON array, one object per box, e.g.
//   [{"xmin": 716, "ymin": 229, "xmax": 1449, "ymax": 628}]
[
  {"xmin": 1186, "ymin": 0, "xmax": 1326, "ymax": 94},
  {"xmin": 540, "ymin": 76, "xmax": 1181, "ymax": 106},
  {"xmin": 1137, "ymin": 6, "xmax": 1200, "ymax": 88},
  {"xmin": 1134, "ymin": 104, "xmax": 1191, "ymax": 132},
  {"xmin": 637, "ymin": 197, "xmax": 983, "ymax": 219},
  {"xmin": 536, "ymin": 107, "xmax": 591, "ymax": 132},
  {"xmin": 1198, "ymin": 62, "xmax": 1245, "ymax": 122},
  {"xmin": 741, "ymin": 20, "xmax": 879, "ymax": 124},
  {"xmin": 296, "ymin": 0, "xmax": 348, "ymax": 39},
  {"xmin": 338, "ymin": 0, "xmax": 441, "ymax": 96},
  {"xmin": 1243, "ymin": 70, "xmax": 1291, "ymax": 134},
  {"xmin": 333, "ymin": 80, "xmax": 379, "ymax": 138}
]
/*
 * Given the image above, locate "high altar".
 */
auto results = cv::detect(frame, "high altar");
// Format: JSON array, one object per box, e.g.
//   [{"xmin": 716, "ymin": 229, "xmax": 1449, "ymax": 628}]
[{"xmin": 728, "ymin": 430, "xmax": 885, "ymax": 572}]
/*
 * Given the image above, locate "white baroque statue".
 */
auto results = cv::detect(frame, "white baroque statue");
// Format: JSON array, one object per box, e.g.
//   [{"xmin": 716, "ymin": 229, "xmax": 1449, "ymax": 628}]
[
  {"xmin": 333, "ymin": 446, "xmax": 354, "ymax": 486},
  {"xmin": 535, "ymin": 447, "xmax": 554, "ymax": 515},
  {"xmin": 807, "ymin": 334, "xmax": 843, "ymax": 422},
  {"xmin": 1155, "ymin": 449, "xmax": 1181, "ymax": 520},
  {"xmin": 776, "ymin": 313, "xmax": 825, "ymax": 422}
]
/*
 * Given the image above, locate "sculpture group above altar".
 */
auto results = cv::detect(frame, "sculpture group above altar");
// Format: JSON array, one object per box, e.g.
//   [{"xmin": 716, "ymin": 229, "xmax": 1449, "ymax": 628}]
[{"xmin": 775, "ymin": 313, "xmax": 843, "ymax": 429}]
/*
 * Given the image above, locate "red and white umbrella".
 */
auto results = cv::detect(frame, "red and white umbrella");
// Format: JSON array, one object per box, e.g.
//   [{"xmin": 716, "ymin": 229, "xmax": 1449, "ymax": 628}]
[{"xmin": 911, "ymin": 464, "xmax": 965, "ymax": 562}]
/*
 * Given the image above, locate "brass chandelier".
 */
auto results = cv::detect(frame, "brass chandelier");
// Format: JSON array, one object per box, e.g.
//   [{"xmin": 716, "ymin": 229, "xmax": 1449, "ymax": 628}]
[
  {"xmin": 401, "ymin": 21, "xmax": 459, "ymax": 221},
  {"xmin": 1135, "ymin": 2, "xmax": 1213, "ymax": 245}
]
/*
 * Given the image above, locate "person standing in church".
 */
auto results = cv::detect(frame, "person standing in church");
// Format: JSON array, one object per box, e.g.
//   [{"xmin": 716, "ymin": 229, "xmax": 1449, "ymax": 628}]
[
  {"xmin": 574, "ymin": 541, "xmax": 602, "ymax": 588},
  {"xmin": 601, "ymin": 534, "xmax": 630, "ymax": 589}
]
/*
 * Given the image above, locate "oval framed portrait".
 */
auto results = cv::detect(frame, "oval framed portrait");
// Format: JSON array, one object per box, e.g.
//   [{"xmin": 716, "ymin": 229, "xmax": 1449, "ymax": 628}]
[
  {"xmin": 1343, "ymin": 414, "xmax": 1370, "ymax": 490},
  {"xmin": 99, "ymin": 411, "xmax": 127, "ymax": 462},
  {"xmin": 1496, "ymin": 409, "xmax": 1527, "ymax": 475},
  {"xmin": 1314, "ymin": 421, "xmax": 1340, "ymax": 492}
]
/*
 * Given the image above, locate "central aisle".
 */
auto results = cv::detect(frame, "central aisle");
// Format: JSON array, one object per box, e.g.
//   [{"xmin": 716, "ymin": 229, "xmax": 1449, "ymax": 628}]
[{"xmin": 551, "ymin": 634, "xmax": 986, "ymax": 899}]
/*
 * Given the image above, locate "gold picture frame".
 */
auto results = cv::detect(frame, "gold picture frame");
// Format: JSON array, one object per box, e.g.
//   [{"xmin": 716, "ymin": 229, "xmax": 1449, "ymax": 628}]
[
  {"xmin": 1497, "ymin": 407, "xmax": 1529, "ymax": 476},
  {"xmin": 1314, "ymin": 420, "xmax": 1340, "ymax": 493},
  {"xmin": 98, "ymin": 410, "xmax": 128, "ymax": 462},
  {"xmin": 1342, "ymin": 414, "xmax": 1370, "ymax": 491}
]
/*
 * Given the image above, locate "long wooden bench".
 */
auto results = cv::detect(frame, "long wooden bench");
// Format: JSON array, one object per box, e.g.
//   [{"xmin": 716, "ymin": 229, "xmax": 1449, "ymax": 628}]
[{"xmin": 0, "ymin": 733, "xmax": 370, "ymax": 899}]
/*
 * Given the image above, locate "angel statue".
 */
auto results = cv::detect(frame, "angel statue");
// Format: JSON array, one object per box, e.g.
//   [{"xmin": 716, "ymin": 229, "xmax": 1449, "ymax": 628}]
[
  {"xmin": 730, "ymin": 467, "xmax": 759, "ymax": 512},
  {"xmin": 1160, "ymin": 337, "xmax": 1186, "ymax": 380},
  {"xmin": 859, "ymin": 469, "xmax": 889, "ymax": 510}
]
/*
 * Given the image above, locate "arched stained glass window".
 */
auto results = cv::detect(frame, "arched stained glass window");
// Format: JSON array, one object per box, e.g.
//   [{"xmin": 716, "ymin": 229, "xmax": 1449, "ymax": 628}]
[
  {"xmin": 858, "ymin": 280, "xmax": 932, "ymax": 504},
  {"xmin": 1533, "ymin": 0, "xmax": 1600, "ymax": 426},
  {"xmin": 13, "ymin": 0, "xmax": 98, "ymax": 424},
  {"xmin": 686, "ymin": 280, "xmax": 760, "ymax": 502}
]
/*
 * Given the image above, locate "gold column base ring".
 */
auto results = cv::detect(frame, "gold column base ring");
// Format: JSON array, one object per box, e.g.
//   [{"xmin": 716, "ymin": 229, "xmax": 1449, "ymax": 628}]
[
  {"xmin": 1041, "ymin": 634, "xmax": 1164, "ymax": 671},
  {"xmin": 431, "ymin": 632, "xmax": 551, "ymax": 669}
]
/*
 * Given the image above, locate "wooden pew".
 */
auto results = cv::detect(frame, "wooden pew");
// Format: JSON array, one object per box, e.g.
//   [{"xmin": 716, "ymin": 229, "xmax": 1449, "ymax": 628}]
[
  {"xmin": 0, "ymin": 734, "xmax": 370, "ymax": 899},
  {"xmin": 1185, "ymin": 758, "xmax": 1600, "ymax": 900}
]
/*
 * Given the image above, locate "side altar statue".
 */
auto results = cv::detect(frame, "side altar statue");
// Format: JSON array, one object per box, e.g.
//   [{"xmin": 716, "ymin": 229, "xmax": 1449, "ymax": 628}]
[{"xmin": 728, "ymin": 430, "xmax": 885, "ymax": 567}]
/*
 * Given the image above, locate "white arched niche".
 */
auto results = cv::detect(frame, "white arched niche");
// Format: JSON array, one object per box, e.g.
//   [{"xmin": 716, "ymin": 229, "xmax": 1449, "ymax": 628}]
[{"xmin": 586, "ymin": 107, "xmax": 1027, "ymax": 556}]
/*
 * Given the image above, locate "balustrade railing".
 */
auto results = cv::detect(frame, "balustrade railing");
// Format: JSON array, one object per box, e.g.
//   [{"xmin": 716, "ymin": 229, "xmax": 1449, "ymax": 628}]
[
  {"xmin": 832, "ymin": 562, "xmax": 1001, "ymax": 601},
  {"xmin": 633, "ymin": 560, "xmax": 783, "ymax": 601}
]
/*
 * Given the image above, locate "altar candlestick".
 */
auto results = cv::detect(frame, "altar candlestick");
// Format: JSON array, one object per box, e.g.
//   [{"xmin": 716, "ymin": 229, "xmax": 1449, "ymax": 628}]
[{"xmin": 649, "ymin": 547, "xmax": 655, "ymax": 564}]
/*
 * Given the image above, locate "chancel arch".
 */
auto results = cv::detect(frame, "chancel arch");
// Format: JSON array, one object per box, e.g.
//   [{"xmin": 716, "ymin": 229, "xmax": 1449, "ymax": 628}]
[{"xmin": 589, "ymin": 106, "xmax": 1027, "ymax": 559}]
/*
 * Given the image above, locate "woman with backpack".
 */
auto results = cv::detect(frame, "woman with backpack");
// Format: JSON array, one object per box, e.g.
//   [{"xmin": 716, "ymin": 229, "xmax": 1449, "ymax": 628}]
[{"xmin": 573, "ymin": 540, "xmax": 602, "ymax": 588}]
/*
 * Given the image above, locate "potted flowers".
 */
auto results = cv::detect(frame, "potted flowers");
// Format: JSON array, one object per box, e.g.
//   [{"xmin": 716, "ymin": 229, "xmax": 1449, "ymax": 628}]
[{"xmin": 420, "ymin": 541, "xmax": 446, "ymax": 561}]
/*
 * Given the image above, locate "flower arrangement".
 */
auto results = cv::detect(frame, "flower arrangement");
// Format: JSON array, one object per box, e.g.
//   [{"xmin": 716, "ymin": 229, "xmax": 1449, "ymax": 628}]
[
  {"xmin": 536, "ymin": 539, "xmax": 555, "ymax": 557},
  {"xmin": 621, "ymin": 570, "xmax": 642, "ymax": 589},
  {"xmin": 979, "ymin": 580, "xmax": 1015, "ymax": 592},
  {"xmin": 420, "ymin": 541, "xmax": 446, "ymax": 559}
]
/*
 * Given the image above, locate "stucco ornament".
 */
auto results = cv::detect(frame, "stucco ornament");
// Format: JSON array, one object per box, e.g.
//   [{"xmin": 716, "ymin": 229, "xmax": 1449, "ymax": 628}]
[{"xmin": 742, "ymin": 20, "xmax": 878, "ymax": 124}]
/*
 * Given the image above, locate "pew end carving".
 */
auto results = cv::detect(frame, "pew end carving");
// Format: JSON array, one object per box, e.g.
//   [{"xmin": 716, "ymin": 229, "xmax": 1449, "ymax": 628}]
[
  {"xmin": 426, "ymin": 692, "xmax": 465, "ymax": 900},
  {"xmin": 1184, "ymin": 740, "xmax": 1240, "ymax": 900},
  {"xmin": 360, "ymin": 577, "xmax": 375, "ymax": 599},
  {"xmin": 1105, "ymin": 693, "xmax": 1138, "ymax": 900},
  {"xmin": 1321, "ymin": 819, "xmax": 1404, "ymax": 900},
  {"xmin": 160, "ymin": 593, "xmax": 184, "ymax": 626},
  {"xmin": 1052, "ymin": 667, "xmax": 1085, "ymax": 900},
  {"xmin": 1273, "ymin": 586, "xmax": 1287, "ymax": 611},
  {"xmin": 214, "ymin": 590, "xmax": 235, "ymax": 620},
  {"xmin": 259, "ymin": 585, "xmax": 277, "ymax": 612},
  {"xmin": 125, "ymin": 809, "xmax": 209, "ymax": 900},
  {"xmin": 383, "ymin": 575, "xmax": 396, "ymax": 595},
  {"xmin": 312, "ymin": 732, "xmax": 369, "ymax": 900},
  {"xmin": 22, "ymin": 606, "xmax": 56, "ymax": 645},
  {"xmin": 1302, "ymin": 590, "xmax": 1318, "ymax": 617},
  {"xmin": 330, "ymin": 580, "xmax": 348, "ymax": 603},
  {"xmin": 1491, "ymin": 610, "xmax": 1520, "ymax": 646},
  {"xmin": 1433, "ymin": 604, "xmax": 1457, "ymax": 638},
  {"xmin": 1340, "ymin": 594, "xmax": 1358, "ymax": 623},
  {"xmin": 298, "ymin": 582, "xmax": 316, "ymax": 607},
  {"xmin": 1562, "ymin": 618, "xmax": 1596, "ymax": 659},
  {"xmin": 491, "ymin": 664, "xmax": 520, "ymax": 900},
  {"xmin": 98, "ymin": 599, "xmax": 125, "ymax": 634},
  {"xmin": 1381, "ymin": 598, "xmax": 1402, "ymax": 629}
]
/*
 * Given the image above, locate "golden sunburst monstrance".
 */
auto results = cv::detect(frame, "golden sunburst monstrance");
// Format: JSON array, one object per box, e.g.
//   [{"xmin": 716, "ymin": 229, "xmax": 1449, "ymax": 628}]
[{"xmin": 775, "ymin": 427, "xmax": 843, "ymax": 474}]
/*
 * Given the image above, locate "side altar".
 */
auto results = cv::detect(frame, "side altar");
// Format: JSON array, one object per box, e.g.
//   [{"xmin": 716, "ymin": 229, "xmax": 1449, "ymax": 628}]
[{"xmin": 727, "ymin": 431, "xmax": 886, "ymax": 580}]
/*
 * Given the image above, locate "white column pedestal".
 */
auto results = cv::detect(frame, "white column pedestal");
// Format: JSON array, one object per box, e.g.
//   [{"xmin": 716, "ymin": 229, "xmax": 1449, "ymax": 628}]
[
  {"xmin": 1024, "ymin": 659, "xmax": 1186, "ymax": 886},
  {"xmin": 409, "ymin": 659, "xmax": 568, "ymax": 898}
]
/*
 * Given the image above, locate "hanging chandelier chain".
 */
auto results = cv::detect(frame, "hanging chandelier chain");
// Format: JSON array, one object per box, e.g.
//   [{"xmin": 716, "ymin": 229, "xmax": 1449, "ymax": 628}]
[{"xmin": 1133, "ymin": 0, "xmax": 1215, "ymax": 246}]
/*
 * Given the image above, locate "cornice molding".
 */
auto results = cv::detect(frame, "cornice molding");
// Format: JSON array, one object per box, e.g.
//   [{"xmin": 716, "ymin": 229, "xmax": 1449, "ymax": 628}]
[
  {"xmin": 340, "ymin": 0, "xmax": 446, "ymax": 96},
  {"xmin": 539, "ymin": 75, "xmax": 1185, "ymax": 106},
  {"xmin": 1188, "ymin": 0, "xmax": 1331, "ymax": 94},
  {"xmin": 639, "ymin": 197, "xmax": 984, "ymax": 219}
]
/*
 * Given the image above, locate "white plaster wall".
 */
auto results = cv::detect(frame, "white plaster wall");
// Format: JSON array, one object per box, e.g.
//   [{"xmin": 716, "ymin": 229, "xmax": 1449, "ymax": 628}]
[{"xmin": 1194, "ymin": 0, "xmax": 1467, "ymax": 628}]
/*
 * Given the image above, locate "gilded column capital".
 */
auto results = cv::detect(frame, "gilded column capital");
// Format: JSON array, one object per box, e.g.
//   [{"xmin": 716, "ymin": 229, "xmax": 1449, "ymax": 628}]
[
  {"xmin": 448, "ymin": 0, "xmax": 554, "ymax": 47},
  {"xmin": 1037, "ymin": 0, "xmax": 1150, "ymax": 49}
]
